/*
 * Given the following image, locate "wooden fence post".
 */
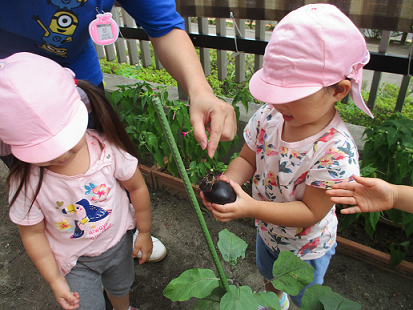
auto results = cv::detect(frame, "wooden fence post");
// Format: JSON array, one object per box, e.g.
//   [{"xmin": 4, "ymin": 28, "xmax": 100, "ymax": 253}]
[
  {"xmin": 121, "ymin": 8, "xmax": 140, "ymax": 65},
  {"xmin": 216, "ymin": 18, "xmax": 228, "ymax": 81},
  {"xmin": 111, "ymin": 7, "xmax": 127, "ymax": 63},
  {"xmin": 198, "ymin": 17, "xmax": 211, "ymax": 77},
  {"xmin": 367, "ymin": 31, "xmax": 390, "ymax": 111},
  {"xmin": 235, "ymin": 18, "xmax": 245, "ymax": 84}
]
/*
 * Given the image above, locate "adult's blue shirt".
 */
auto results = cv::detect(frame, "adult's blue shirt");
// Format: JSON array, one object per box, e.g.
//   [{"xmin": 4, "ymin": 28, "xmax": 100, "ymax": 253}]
[{"xmin": 0, "ymin": 0, "xmax": 185, "ymax": 86}]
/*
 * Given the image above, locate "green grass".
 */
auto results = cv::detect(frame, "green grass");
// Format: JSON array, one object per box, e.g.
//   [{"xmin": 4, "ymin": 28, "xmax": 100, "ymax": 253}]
[{"xmin": 100, "ymin": 45, "xmax": 413, "ymax": 127}]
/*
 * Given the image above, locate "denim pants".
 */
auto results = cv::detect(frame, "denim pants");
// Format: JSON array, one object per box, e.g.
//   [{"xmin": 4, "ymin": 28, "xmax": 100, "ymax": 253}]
[{"xmin": 256, "ymin": 232, "xmax": 337, "ymax": 307}]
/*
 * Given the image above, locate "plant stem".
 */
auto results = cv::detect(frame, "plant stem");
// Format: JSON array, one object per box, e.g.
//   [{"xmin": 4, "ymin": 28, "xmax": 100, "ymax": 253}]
[{"xmin": 152, "ymin": 97, "xmax": 230, "ymax": 292}]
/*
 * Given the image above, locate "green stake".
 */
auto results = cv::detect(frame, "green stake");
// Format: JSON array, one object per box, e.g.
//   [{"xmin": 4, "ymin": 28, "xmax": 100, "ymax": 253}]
[{"xmin": 153, "ymin": 97, "xmax": 230, "ymax": 292}]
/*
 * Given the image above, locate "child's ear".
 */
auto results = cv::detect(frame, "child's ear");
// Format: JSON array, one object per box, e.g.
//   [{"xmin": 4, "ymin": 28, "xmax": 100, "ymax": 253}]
[{"xmin": 333, "ymin": 80, "xmax": 351, "ymax": 101}]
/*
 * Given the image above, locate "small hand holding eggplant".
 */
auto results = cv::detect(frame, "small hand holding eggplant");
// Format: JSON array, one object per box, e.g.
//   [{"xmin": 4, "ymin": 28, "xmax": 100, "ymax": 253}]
[{"xmin": 199, "ymin": 171, "xmax": 236, "ymax": 204}]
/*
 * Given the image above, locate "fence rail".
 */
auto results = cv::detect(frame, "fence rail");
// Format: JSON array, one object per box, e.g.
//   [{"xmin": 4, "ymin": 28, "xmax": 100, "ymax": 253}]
[{"xmin": 96, "ymin": 7, "xmax": 413, "ymax": 113}]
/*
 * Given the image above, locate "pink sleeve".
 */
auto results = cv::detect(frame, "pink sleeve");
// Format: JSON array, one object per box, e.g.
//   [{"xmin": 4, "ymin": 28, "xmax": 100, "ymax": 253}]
[
  {"xmin": 111, "ymin": 146, "xmax": 138, "ymax": 182},
  {"xmin": 8, "ymin": 171, "xmax": 44, "ymax": 226}
]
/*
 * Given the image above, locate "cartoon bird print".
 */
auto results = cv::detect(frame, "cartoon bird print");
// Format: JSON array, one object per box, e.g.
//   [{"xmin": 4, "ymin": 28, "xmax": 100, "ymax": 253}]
[
  {"xmin": 312, "ymin": 128, "xmax": 337, "ymax": 155},
  {"xmin": 279, "ymin": 161, "xmax": 292, "ymax": 174},
  {"xmin": 256, "ymin": 122, "xmax": 266, "ymax": 155},
  {"xmin": 295, "ymin": 226, "xmax": 312, "ymax": 239},
  {"xmin": 289, "ymin": 171, "xmax": 309, "ymax": 196},
  {"xmin": 319, "ymin": 128, "xmax": 338, "ymax": 143},
  {"xmin": 310, "ymin": 175, "xmax": 354, "ymax": 190},
  {"xmin": 298, "ymin": 237, "xmax": 320, "ymax": 256},
  {"xmin": 337, "ymin": 141, "xmax": 356, "ymax": 164},
  {"xmin": 62, "ymin": 199, "xmax": 112, "ymax": 239},
  {"xmin": 265, "ymin": 171, "xmax": 279, "ymax": 191}
]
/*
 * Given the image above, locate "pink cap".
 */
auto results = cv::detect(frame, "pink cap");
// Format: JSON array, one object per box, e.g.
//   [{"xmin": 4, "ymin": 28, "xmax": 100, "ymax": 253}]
[
  {"xmin": 0, "ymin": 52, "xmax": 88, "ymax": 163},
  {"xmin": 249, "ymin": 4, "xmax": 373, "ymax": 118}
]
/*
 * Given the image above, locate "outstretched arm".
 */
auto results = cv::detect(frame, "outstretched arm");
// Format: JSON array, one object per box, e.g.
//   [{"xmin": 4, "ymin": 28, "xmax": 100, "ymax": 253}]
[
  {"xmin": 150, "ymin": 28, "xmax": 237, "ymax": 158},
  {"xmin": 326, "ymin": 175, "xmax": 413, "ymax": 214},
  {"xmin": 18, "ymin": 222, "xmax": 79, "ymax": 309}
]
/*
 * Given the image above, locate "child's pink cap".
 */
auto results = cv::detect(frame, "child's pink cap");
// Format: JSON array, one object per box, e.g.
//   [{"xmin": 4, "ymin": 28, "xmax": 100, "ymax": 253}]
[
  {"xmin": 0, "ymin": 52, "xmax": 88, "ymax": 163},
  {"xmin": 249, "ymin": 4, "xmax": 373, "ymax": 118}
]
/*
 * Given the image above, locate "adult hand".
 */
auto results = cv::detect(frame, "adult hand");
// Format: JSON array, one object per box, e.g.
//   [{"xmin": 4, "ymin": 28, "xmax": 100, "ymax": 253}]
[
  {"xmin": 150, "ymin": 29, "xmax": 237, "ymax": 158},
  {"xmin": 189, "ymin": 91, "xmax": 236, "ymax": 158}
]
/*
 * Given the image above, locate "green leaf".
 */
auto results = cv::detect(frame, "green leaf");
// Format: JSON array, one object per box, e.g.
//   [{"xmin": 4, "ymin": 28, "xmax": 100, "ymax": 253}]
[
  {"xmin": 190, "ymin": 286, "xmax": 226, "ymax": 310},
  {"xmin": 301, "ymin": 284, "xmax": 332, "ymax": 310},
  {"xmin": 254, "ymin": 291, "xmax": 280, "ymax": 310},
  {"xmin": 146, "ymin": 132, "xmax": 159, "ymax": 151},
  {"xmin": 217, "ymin": 229, "xmax": 248, "ymax": 266},
  {"xmin": 389, "ymin": 242, "xmax": 408, "ymax": 268},
  {"xmin": 163, "ymin": 268, "xmax": 220, "ymax": 302},
  {"xmin": 319, "ymin": 292, "xmax": 361, "ymax": 310},
  {"xmin": 271, "ymin": 251, "xmax": 314, "ymax": 296},
  {"xmin": 401, "ymin": 212, "xmax": 413, "ymax": 238},
  {"xmin": 167, "ymin": 157, "xmax": 179, "ymax": 177},
  {"xmin": 364, "ymin": 212, "xmax": 380, "ymax": 239},
  {"xmin": 338, "ymin": 213, "xmax": 360, "ymax": 232},
  {"xmin": 220, "ymin": 285, "xmax": 259, "ymax": 310},
  {"xmin": 148, "ymin": 101, "xmax": 156, "ymax": 118},
  {"xmin": 385, "ymin": 209, "xmax": 403, "ymax": 226},
  {"xmin": 385, "ymin": 126, "xmax": 398, "ymax": 148},
  {"xmin": 191, "ymin": 299, "xmax": 220, "ymax": 310}
]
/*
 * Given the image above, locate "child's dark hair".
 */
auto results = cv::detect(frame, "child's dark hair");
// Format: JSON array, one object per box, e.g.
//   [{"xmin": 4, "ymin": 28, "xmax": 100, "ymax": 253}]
[{"xmin": 7, "ymin": 80, "xmax": 137, "ymax": 208}]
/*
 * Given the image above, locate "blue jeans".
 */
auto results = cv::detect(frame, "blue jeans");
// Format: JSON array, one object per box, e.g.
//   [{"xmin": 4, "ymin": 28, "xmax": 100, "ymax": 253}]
[{"xmin": 256, "ymin": 232, "xmax": 337, "ymax": 308}]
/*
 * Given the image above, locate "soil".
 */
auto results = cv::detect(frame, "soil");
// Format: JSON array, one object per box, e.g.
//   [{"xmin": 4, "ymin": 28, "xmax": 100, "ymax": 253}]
[
  {"xmin": 336, "ymin": 210, "xmax": 413, "ymax": 264},
  {"xmin": 0, "ymin": 161, "xmax": 412, "ymax": 310}
]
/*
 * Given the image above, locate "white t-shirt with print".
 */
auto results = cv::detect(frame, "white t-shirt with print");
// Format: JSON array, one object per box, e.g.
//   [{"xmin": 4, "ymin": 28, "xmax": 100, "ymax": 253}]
[
  {"xmin": 9, "ymin": 130, "xmax": 138, "ymax": 275},
  {"xmin": 244, "ymin": 104, "xmax": 360, "ymax": 260}
]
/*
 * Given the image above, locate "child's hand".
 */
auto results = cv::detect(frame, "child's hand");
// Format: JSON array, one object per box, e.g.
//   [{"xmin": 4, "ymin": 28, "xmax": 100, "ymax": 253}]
[
  {"xmin": 326, "ymin": 175, "xmax": 394, "ymax": 214},
  {"xmin": 49, "ymin": 276, "xmax": 79, "ymax": 309},
  {"xmin": 208, "ymin": 180, "xmax": 254, "ymax": 223},
  {"xmin": 200, "ymin": 174, "xmax": 233, "ymax": 211},
  {"xmin": 132, "ymin": 231, "xmax": 153, "ymax": 265}
]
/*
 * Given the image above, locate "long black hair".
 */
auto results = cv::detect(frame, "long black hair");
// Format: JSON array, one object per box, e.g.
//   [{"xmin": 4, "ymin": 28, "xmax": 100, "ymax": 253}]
[{"xmin": 7, "ymin": 80, "xmax": 137, "ymax": 208}]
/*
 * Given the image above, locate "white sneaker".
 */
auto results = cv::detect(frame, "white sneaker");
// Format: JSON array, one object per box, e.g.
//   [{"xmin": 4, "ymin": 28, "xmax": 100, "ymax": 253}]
[
  {"xmin": 258, "ymin": 292, "xmax": 289, "ymax": 310},
  {"xmin": 133, "ymin": 230, "xmax": 167, "ymax": 262}
]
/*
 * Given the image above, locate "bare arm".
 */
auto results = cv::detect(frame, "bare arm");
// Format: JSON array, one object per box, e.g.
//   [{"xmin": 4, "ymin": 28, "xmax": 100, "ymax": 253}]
[
  {"xmin": 120, "ymin": 167, "xmax": 152, "ymax": 264},
  {"xmin": 205, "ymin": 144, "xmax": 334, "ymax": 226},
  {"xmin": 149, "ymin": 28, "xmax": 236, "ymax": 158},
  {"xmin": 326, "ymin": 175, "xmax": 413, "ymax": 214},
  {"xmin": 18, "ymin": 222, "xmax": 79, "ymax": 309}
]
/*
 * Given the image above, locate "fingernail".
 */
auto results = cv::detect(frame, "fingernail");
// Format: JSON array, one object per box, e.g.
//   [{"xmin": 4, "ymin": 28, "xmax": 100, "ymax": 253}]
[{"xmin": 200, "ymin": 141, "xmax": 207, "ymax": 150}]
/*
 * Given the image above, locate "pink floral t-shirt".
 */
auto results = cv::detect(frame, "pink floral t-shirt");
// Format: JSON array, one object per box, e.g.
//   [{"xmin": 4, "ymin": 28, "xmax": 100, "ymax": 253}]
[
  {"xmin": 9, "ymin": 130, "xmax": 138, "ymax": 275},
  {"xmin": 244, "ymin": 105, "xmax": 359, "ymax": 260}
]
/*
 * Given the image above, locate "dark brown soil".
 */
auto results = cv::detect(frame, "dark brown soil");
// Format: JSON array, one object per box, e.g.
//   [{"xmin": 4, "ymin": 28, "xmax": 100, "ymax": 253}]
[{"xmin": 336, "ymin": 209, "xmax": 413, "ymax": 264}]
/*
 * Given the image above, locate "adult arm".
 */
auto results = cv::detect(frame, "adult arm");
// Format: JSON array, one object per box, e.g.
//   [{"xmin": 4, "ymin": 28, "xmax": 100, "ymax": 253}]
[
  {"xmin": 150, "ymin": 29, "xmax": 237, "ymax": 157},
  {"xmin": 18, "ymin": 222, "xmax": 79, "ymax": 309}
]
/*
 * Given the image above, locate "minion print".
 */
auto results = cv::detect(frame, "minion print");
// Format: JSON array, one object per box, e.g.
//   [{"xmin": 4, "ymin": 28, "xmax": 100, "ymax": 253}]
[{"xmin": 32, "ymin": 1, "xmax": 85, "ymax": 57}]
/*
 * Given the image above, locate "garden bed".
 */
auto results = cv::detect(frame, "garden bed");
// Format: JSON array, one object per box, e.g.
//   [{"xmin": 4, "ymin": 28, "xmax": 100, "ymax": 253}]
[{"xmin": 139, "ymin": 163, "xmax": 413, "ymax": 279}]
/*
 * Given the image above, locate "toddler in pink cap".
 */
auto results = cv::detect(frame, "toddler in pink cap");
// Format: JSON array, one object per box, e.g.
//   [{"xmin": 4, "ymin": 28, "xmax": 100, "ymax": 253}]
[
  {"xmin": 201, "ymin": 4, "xmax": 374, "ymax": 309},
  {"xmin": 0, "ymin": 52, "xmax": 152, "ymax": 310}
]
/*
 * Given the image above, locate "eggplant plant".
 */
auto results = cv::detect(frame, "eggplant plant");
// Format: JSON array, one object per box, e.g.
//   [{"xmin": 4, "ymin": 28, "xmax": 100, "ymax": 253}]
[{"xmin": 163, "ymin": 229, "xmax": 361, "ymax": 310}]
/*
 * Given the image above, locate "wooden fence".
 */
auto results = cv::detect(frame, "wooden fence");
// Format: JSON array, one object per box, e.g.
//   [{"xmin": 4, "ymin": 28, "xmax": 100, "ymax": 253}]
[{"xmin": 95, "ymin": 5, "xmax": 413, "ymax": 113}]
